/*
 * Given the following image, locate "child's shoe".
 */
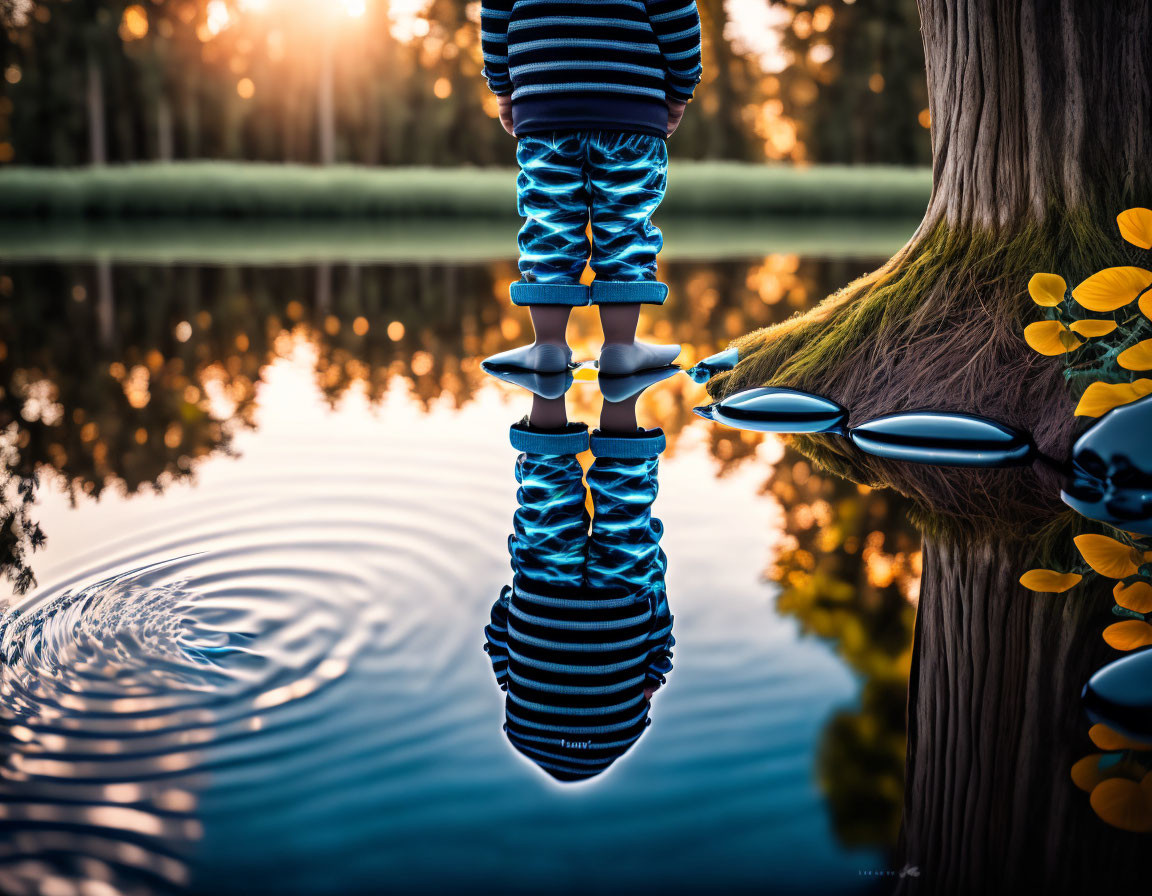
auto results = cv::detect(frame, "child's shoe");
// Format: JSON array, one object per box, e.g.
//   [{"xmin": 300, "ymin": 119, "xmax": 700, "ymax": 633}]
[
  {"xmin": 483, "ymin": 342, "xmax": 573, "ymax": 374},
  {"xmin": 599, "ymin": 365, "xmax": 680, "ymax": 403},
  {"xmin": 598, "ymin": 341, "xmax": 681, "ymax": 376},
  {"xmin": 480, "ymin": 365, "xmax": 573, "ymax": 399}
]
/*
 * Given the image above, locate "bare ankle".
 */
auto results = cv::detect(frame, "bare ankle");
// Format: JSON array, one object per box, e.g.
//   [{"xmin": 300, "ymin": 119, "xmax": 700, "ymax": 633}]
[
  {"xmin": 530, "ymin": 395, "xmax": 567, "ymax": 429},
  {"xmin": 528, "ymin": 304, "xmax": 572, "ymax": 346},
  {"xmin": 600, "ymin": 398, "xmax": 638, "ymax": 432},
  {"xmin": 599, "ymin": 303, "xmax": 641, "ymax": 344}
]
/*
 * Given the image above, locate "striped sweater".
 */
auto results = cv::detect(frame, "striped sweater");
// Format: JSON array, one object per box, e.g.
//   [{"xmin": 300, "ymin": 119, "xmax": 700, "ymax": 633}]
[
  {"xmin": 484, "ymin": 423, "xmax": 673, "ymax": 782},
  {"xmin": 480, "ymin": 0, "xmax": 703, "ymax": 138}
]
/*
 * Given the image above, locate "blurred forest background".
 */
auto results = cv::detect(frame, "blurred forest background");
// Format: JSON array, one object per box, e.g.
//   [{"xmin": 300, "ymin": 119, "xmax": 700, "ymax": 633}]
[{"xmin": 0, "ymin": 0, "xmax": 930, "ymax": 168}]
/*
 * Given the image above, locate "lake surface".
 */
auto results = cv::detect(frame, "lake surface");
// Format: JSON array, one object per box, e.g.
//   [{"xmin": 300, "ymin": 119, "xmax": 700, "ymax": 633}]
[{"xmin": 0, "ymin": 249, "xmax": 919, "ymax": 894}]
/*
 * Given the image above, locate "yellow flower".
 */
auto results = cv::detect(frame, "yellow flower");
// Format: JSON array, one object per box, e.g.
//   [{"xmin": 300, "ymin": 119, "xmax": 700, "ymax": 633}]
[
  {"xmin": 1023, "ymin": 320, "xmax": 1082, "ymax": 356},
  {"xmin": 1115, "ymin": 580, "xmax": 1152, "ymax": 614},
  {"xmin": 1072, "ymin": 754, "xmax": 1111, "ymax": 792},
  {"xmin": 1118, "ymin": 339, "xmax": 1152, "ymax": 371},
  {"xmin": 1019, "ymin": 569, "xmax": 1082, "ymax": 592},
  {"xmin": 1072, "ymin": 267, "xmax": 1152, "ymax": 312},
  {"xmin": 1027, "ymin": 273, "xmax": 1066, "ymax": 307},
  {"xmin": 1089, "ymin": 774, "xmax": 1152, "ymax": 832},
  {"xmin": 1118, "ymin": 207, "xmax": 1152, "ymax": 250},
  {"xmin": 1089, "ymin": 723, "xmax": 1152, "ymax": 751},
  {"xmin": 1102, "ymin": 620, "xmax": 1152, "ymax": 651},
  {"xmin": 1074, "ymin": 533, "xmax": 1150, "ymax": 578},
  {"xmin": 1073, "ymin": 379, "xmax": 1152, "ymax": 417},
  {"xmin": 1068, "ymin": 319, "xmax": 1118, "ymax": 337}
]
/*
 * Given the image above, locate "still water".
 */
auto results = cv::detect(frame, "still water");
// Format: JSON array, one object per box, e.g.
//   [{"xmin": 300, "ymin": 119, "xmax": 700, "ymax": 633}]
[{"xmin": 0, "ymin": 253, "xmax": 918, "ymax": 894}]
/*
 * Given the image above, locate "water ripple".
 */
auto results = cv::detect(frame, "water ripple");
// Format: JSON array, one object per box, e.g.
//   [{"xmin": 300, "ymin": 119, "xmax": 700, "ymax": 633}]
[{"xmin": 0, "ymin": 440, "xmax": 500, "ymax": 895}]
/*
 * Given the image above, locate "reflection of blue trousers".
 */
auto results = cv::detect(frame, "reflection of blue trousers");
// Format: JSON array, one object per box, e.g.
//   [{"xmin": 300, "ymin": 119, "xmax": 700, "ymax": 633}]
[{"xmin": 513, "ymin": 132, "xmax": 668, "ymax": 307}]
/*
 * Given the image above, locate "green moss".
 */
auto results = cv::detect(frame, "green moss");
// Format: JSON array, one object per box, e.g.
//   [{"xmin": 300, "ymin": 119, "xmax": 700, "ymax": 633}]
[
  {"xmin": 705, "ymin": 207, "xmax": 1125, "ymax": 542},
  {"xmin": 709, "ymin": 211, "xmax": 1118, "ymax": 401}
]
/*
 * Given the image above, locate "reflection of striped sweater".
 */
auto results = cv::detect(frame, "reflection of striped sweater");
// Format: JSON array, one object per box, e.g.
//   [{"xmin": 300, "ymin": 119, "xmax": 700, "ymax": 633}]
[
  {"xmin": 484, "ymin": 423, "xmax": 673, "ymax": 782},
  {"xmin": 480, "ymin": 0, "xmax": 703, "ymax": 138}
]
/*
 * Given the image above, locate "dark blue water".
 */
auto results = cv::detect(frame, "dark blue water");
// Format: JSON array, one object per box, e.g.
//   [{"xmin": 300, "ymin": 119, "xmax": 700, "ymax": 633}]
[{"xmin": 0, "ymin": 258, "xmax": 912, "ymax": 895}]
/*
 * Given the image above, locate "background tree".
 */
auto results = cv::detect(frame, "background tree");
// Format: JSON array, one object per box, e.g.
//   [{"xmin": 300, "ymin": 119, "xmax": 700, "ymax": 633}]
[
  {"xmin": 0, "ymin": 0, "xmax": 930, "ymax": 167},
  {"xmin": 709, "ymin": 0, "xmax": 1152, "ymax": 889},
  {"xmin": 773, "ymin": 0, "xmax": 930, "ymax": 165}
]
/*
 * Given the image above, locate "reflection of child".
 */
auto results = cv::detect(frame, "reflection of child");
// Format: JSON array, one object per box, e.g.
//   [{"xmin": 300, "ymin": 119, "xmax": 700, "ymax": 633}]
[
  {"xmin": 483, "ymin": 421, "xmax": 672, "ymax": 781},
  {"xmin": 479, "ymin": 1, "xmax": 703, "ymax": 376}
]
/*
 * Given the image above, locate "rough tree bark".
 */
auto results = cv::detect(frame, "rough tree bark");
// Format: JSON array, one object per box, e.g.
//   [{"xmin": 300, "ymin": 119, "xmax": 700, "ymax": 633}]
[{"xmin": 708, "ymin": 1, "xmax": 1152, "ymax": 890}]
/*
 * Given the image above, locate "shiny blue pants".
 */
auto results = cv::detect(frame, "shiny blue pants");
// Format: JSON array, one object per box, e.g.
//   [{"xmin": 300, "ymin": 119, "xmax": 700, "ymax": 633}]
[{"xmin": 513, "ymin": 131, "xmax": 668, "ymax": 307}]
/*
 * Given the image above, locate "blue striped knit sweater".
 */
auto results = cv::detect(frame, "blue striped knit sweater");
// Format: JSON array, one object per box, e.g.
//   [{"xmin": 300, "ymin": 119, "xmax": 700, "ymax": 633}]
[{"xmin": 480, "ymin": 0, "xmax": 703, "ymax": 138}]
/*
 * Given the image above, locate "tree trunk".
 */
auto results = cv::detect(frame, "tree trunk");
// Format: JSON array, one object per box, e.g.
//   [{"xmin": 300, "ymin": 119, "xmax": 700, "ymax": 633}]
[
  {"xmin": 95, "ymin": 259, "xmax": 114, "ymax": 348},
  {"xmin": 317, "ymin": 37, "xmax": 336, "ymax": 165},
  {"xmin": 708, "ymin": 1, "xmax": 1152, "ymax": 887},
  {"xmin": 899, "ymin": 537, "xmax": 1148, "ymax": 893},
  {"xmin": 156, "ymin": 93, "xmax": 174, "ymax": 163}
]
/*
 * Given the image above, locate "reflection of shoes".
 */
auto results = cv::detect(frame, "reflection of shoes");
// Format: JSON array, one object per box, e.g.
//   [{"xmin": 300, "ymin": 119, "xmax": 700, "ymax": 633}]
[
  {"xmin": 598, "ymin": 341, "xmax": 681, "ymax": 376},
  {"xmin": 480, "ymin": 365, "xmax": 573, "ymax": 399},
  {"xmin": 483, "ymin": 342, "xmax": 572, "ymax": 373},
  {"xmin": 599, "ymin": 365, "xmax": 681, "ymax": 403},
  {"xmin": 1082, "ymin": 649, "xmax": 1152, "ymax": 743}
]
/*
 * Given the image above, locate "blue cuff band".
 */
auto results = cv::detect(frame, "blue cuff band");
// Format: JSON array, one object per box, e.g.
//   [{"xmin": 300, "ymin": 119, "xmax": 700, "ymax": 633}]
[
  {"xmin": 510, "ymin": 422, "xmax": 589, "ymax": 455},
  {"xmin": 590, "ymin": 428, "xmax": 666, "ymax": 458},
  {"xmin": 590, "ymin": 281, "xmax": 668, "ymax": 306},
  {"xmin": 510, "ymin": 282, "xmax": 590, "ymax": 307}
]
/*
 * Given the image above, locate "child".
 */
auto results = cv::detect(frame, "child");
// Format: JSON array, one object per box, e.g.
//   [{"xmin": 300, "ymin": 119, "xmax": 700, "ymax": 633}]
[
  {"xmin": 483, "ymin": 377, "xmax": 674, "ymax": 781},
  {"xmin": 479, "ymin": 0, "xmax": 703, "ymax": 376}
]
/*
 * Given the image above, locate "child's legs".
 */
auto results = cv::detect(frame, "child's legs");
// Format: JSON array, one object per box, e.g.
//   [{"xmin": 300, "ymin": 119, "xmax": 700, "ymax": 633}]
[
  {"xmin": 514, "ymin": 134, "xmax": 592, "ymax": 309},
  {"xmin": 586, "ymin": 133, "xmax": 668, "ymax": 306},
  {"xmin": 528, "ymin": 304, "xmax": 570, "ymax": 346}
]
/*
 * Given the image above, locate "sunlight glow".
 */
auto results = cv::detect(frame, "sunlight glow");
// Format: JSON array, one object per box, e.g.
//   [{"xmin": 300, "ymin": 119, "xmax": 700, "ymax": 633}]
[
  {"xmin": 205, "ymin": 0, "xmax": 231, "ymax": 36},
  {"xmin": 236, "ymin": 0, "xmax": 369, "ymax": 23},
  {"xmin": 724, "ymin": 0, "xmax": 790, "ymax": 73},
  {"xmin": 388, "ymin": 0, "xmax": 433, "ymax": 41}
]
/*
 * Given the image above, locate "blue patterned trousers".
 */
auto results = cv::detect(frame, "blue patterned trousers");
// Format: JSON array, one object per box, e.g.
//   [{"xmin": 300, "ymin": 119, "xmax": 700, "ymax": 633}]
[{"xmin": 513, "ymin": 131, "xmax": 668, "ymax": 307}]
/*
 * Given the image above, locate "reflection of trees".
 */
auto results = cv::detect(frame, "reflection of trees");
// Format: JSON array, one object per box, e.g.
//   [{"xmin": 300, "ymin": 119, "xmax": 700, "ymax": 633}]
[
  {"xmin": 0, "ymin": 255, "xmax": 876, "ymax": 591},
  {"xmin": 0, "ymin": 266, "xmax": 257, "ymax": 591},
  {"xmin": 768, "ymin": 446, "xmax": 919, "ymax": 850}
]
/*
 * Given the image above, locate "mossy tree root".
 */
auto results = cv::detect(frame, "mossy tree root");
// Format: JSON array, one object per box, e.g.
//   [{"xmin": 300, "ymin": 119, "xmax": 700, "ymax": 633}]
[{"xmin": 705, "ymin": 212, "xmax": 1123, "ymax": 538}]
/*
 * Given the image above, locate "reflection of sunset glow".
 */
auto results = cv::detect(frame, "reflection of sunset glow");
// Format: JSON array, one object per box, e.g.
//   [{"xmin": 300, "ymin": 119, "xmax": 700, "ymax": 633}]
[{"xmin": 119, "ymin": 5, "xmax": 149, "ymax": 41}]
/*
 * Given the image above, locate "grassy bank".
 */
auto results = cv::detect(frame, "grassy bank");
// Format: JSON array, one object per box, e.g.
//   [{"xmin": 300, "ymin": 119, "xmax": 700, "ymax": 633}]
[
  {"xmin": 0, "ymin": 162, "xmax": 931, "ymax": 220},
  {"xmin": 0, "ymin": 217, "xmax": 917, "ymax": 265}
]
